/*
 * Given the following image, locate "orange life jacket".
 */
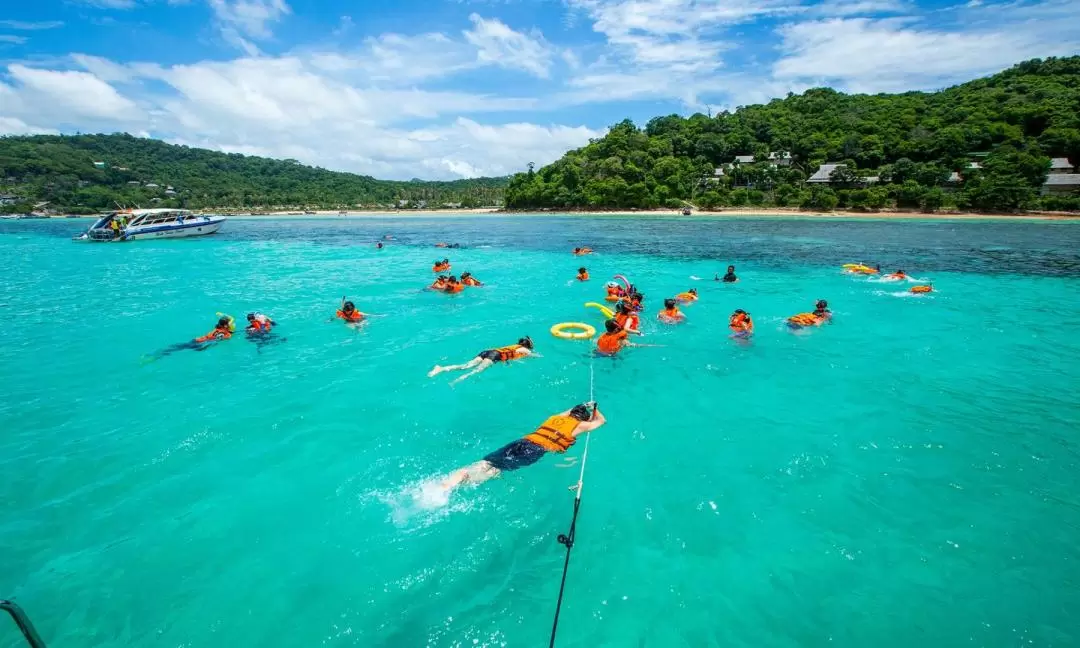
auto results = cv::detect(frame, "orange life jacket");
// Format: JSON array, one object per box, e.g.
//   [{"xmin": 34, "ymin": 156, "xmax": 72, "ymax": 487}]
[
  {"xmin": 196, "ymin": 327, "xmax": 232, "ymax": 343},
  {"xmin": 615, "ymin": 312, "xmax": 639, "ymax": 331},
  {"xmin": 462, "ymin": 277, "xmax": 481, "ymax": 286},
  {"xmin": 444, "ymin": 283, "xmax": 464, "ymax": 294},
  {"xmin": 596, "ymin": 330, "xmax": 626, "ymax": 354},
  {"xmin": 524, "ymin": 415, "xmax": 579, "ymax": 452},
  {"xmin": 433, "ymin": 264, "xmax": 450, "ymax": 272},
  {"xmin": 788, "ymin": 312, "xmax": 818, "ymax": 327},
  {"xmin": 911, "ymin": 285, "xmax": 932, "ymax": 294},
  {"xmin": 337, "ymin": 309, "xmax": 363, "ymax": 322},
  {"xmin": 730, "ymin": 313, "xmax": 753, "ymax": 331},
  {"xmin": 494, "ymin": 344, "xmax": 524, "ymax": 362},
  {"xmin": 660, "ymin": 308, "xmax": 681, "ymax": 320},
  {"xmin": 577, "ymin": 272, "xmax": 589, "ymax": 281},
  {"xmin": 677, "ymin": 292, "xmax": 697, "ymax": 301},
  {"xmin": 248, "ymin": 319, "xmax": 271, "ymax": 332}
]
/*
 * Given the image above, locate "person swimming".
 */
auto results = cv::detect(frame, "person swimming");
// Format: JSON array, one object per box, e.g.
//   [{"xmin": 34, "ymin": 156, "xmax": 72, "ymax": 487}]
[
  {"xmin": 676, "ymin": 288, "xmax": 698, "ymax": 303},
  {"xmin": 885, "ymin": 269, "xmax": 908, "ymax": 280},
  {"xmin": 441, "ymin": 402, "xmax": 605, "ymax": 493},
  {"xmin": 443, "ymin": 276, "xmax": 465, "ymax": 294},
  {"xmin": 461, "ymin": 272, "xmax": 483, "ymax": 287},
  {"xmin": 658, "ymin": 298, "xmax": 685, "ymax": 323},
  {"xmin": 428, "ymin": 337, "xmax": 536, "ymax": 384},
  {"xmin": 787, "ymin": 300, "xmax": 832, "ymax": 328},
  {"xmin": 245, "ymin": 312, "xmax": 275, "ymax": 333},
  {"xmin": 729, "ymin": 309, "xmax": 753, "ymax": 337},
  {"xmin": 604, "ymin": 282, "xmax": 623, "ymax": 302},
  {"xmin": 717, "ymin": 265, "xmax": 738, "ymax": 283},
  {"xmin": 376, "ymin": 242, "xmax": 384, "ymax": 249},
  {"xmin": 430, "ymin": 275, "xmax": 449, "ymax": 290},
  {"xmin": 149, "ymin": 315, "xmax": 234, "ymax": 360},
  {"xmin": 613, "ymin": 302, "xmax": 642, "ymax": 335},
  {"xmin": 433, "ymin": 259, "xmax": 451, "ymax": 272},
  {"xmin": 596, "ymin": 319, "xmax": 629, "ymax": 355},
  {"xmin": 334, "ymin": 301, "xmax": 366, "ymax": 324},
  {"xmin": 577, "ymin": 267, "xmax": 589, "ymax": 281}
]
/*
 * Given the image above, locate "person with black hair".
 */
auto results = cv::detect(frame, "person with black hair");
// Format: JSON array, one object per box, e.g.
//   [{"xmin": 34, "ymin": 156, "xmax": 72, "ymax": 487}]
[{"xmin": 441, "ymin": 402, "xmax": 606, "ymax": 492}]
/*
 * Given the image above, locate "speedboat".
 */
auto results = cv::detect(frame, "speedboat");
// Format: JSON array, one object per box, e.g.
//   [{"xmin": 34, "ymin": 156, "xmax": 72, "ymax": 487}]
[{"xmin": 73, "ymin": 209, "xmax": 225, "ymax": 242}]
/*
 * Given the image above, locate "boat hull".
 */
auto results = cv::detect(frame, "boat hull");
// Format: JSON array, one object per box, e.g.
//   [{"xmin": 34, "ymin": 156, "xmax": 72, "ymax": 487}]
[{"xmin": 124, "ymin": 218, "xmax": 224, "ymax": 240}]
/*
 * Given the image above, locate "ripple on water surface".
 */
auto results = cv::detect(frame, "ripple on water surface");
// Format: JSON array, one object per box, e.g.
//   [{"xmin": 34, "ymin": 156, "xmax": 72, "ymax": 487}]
[{"xmin": 1, "ymin": 216, "xmax": 1079, "ymax": 648}]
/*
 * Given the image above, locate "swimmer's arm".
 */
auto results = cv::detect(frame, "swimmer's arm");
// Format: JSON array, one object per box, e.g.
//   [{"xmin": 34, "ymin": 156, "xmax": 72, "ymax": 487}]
[{"xmin": 574, "ymin": 408, "xmax": 606, "ymax": 435}]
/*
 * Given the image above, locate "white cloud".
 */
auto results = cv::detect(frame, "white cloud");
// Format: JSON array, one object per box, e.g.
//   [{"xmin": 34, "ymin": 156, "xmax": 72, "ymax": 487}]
[
  {"xmin": 0, "ymin": 116, "xmax": 59, "ymax": 136},
  {"xmin": 77, "ymin": 0, "xmax": 138, "ymax": 8},
  {"xmin": 0, "ymin": 51, "xmax": 592, "ymax": 180},
  {"xmin": 0, "ymin": 20, "xmax": 65, "ymax": 30},
  {"xmin": 464, "ymin": 13, "xmax": 554, "ymax": 78},
  {"xmin": 208, "ymin": 0, "xmax": 291, "ymax": 52},
  {"xmin": 6, "ymin": 65, "xmax": 142, "ymax": 121},
  {"xmin": 772, "ymin": 6, "xmax": 1080, "ymax": 93},
  {"xmin": 0, "ymin": 35, "xmax": 29, "ymax": 44}
]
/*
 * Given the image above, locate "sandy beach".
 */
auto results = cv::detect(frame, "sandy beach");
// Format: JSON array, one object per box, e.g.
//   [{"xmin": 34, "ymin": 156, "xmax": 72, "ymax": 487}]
[{"xmin": 49, "ymin": 207, "xmax": 1079, "ymax": 221}]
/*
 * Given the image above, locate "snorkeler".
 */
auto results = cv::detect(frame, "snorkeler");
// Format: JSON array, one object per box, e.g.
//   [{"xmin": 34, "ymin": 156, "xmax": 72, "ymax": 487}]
[
  {"xmin": 443, "ymin": 276, "xmax": 465, "ymax": 294},
  {"xmin": 787, "ymin": 300, "xmax": 832, "ymax": 328},
  {"xmin": 246, "ymin": 312, "xmax": 285, "ymax": 351},
  {"xmin": 334, "ymin": 301, "xmax": 366, "ymax": 324},
  {"xmin": 148, "ymin": 315, "xmax": 234, "ymax": 360},
  {"xmin": 441, "ymin": 402, "xmax": 605, "ymax": 493},
  {"xmin": 376, "ymin": 242, "xmax": 384, "ymax": 249},
  {"xmin": 428, "ymin": 337, "xmax": 536, "ymax": 384},
  {"xmin": 596, "ymin": 319, "xmax": 629, "ymax": 355},
  {"xmin": 613, "ymin": 302, "xmax": 642, "ymax": 335},
  {"xmin": 245, "ymin": 312, "xmax": 275, "ymax": 333},
  {"xmin": 729, "ymin": 309, "xmax": 753, "ymax": 337},
  {"xmin": 676, "ymin": 288, "xmax": 698, "ymax": 303},
  {"xmin": 433, "ymin": 259, "xmax": 451, "ymax": 272},
  {"xmin": 461, "ymin": 272, "xmax": 483, "ymax": 287},
  {"xmin": 717, "ymin": 265, "xmax": 738, "ymax": 282},
  {"xmin": 577, "ymin": 267, "xmax": 589, "ymax": 281},
  {"xmin": 604, "ymin": 283, "xmax": 623, "ymax": 302},
  {"xmin": 885, "ymin": 269, "xmax": 908, "ymax": 281},
  {"xmin": 430, "ymin": 275, "xmax": 449, "ymax": 290},
  {"xmin": 658, "ymin": 298, "xmax": 685, "ymax": 323}
]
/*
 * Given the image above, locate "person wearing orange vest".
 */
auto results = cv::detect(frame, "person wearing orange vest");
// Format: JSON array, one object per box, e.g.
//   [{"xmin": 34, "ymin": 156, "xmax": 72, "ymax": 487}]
[
  {"xmin": 441, "ymin": 402, "xmax": 606, "ymax": 493},
  {"xmin": 334, "ymin": 301, "xmax": 366, "ymax": 324},
  {"xmin": 729, "ymin": 309, "xmax": 753, "ymax": 337},
  {"xmin": 788, "ymin": 300, "xmax": 832, "ymax": 329},
  {"xmin": 658, "ymin": 298, "xmax": 685, "ymax": 323},
  {"xmin": 613, "ymin": 302, "xmax": 641, "ymax": 336},
  {"xmin": 461, "ymin": 272, "xmax": 483, "ymax": 287},
  {"xmin": 676, "ymin": 288, "xmax": 698, "ymax": 303},
  {"xmin": 577, "ymin": 267, "xmax": 589, "ymax": 281},
  {"xmin": 430, "ymin": 275, "xmax": 449, "ymax": 291},
  {"xmin": 428, "ymin": 337, "xmax": 536, "ymax": 384},
  {"xmin": 149, "ymin": 315, "xmax": 234, "ymax": 361},
  {"xmin": 245, "ymin": 312, "xmax": 274, "ymax": 333},
  {"xmin": 596, "ymin": 319, "xmax": 629, "ymax": 355},
  {"xmin": 442, "ymin": 276, "xmax": 465, "ymax": 294},
  {"xmin": 433, "ymin": 259, "xmax": 451, "ymax": 272}
]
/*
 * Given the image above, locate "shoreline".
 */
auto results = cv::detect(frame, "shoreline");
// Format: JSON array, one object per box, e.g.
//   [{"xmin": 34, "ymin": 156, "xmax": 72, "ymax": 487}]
[{"xmin": 42, "ymin": 207, "xmax": 1079, "ymax": 221}]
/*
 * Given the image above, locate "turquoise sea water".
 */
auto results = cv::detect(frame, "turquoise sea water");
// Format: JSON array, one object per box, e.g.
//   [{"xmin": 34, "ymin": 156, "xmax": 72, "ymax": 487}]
[{"xmin": 2, "ymin": 216, "xmax": 1080, "ymax": 648}]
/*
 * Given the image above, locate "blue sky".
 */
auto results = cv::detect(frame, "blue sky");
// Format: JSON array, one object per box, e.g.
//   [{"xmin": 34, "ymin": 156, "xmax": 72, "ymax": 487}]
[{"xmin": 1, "ymin": 0, "xmax": 1078, "ymax": 180}]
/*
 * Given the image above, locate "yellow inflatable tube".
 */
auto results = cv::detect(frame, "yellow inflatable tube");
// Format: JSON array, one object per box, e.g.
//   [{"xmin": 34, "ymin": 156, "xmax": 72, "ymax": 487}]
[
  {"xmin": 583, "ymin": 302, "xmax": 615, "ymax": 318},
  {"xmin": 551, "ymin": 322, "xmax": 596, "ymax": 340}
]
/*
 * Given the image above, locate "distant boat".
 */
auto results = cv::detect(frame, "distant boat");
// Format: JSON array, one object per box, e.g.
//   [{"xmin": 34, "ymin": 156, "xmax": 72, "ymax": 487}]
[
  {"xmin": 304, "ymin": 210, "xmax": 316, "ymax": 215},
  {"xmin": 73, "ymin": 208, "xmax": 225, "ymax": 242},
  {"xmin": 17, "ymin": 212, "xmax": 50, "ymax": 219},
  {"xmin": 682, "ymin": 207, "xmax": 692, "ymax": 215}
]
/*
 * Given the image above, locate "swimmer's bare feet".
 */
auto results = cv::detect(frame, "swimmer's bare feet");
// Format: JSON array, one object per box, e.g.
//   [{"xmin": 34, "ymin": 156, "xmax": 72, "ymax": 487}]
[{"xmin": 427, "ymin": 365, "xmax": 443, "ymax": 378}]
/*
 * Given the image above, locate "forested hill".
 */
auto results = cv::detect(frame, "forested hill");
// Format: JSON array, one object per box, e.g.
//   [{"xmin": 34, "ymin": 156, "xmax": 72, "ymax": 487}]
[
  {"xmin": 0, "ymin": 134, "xmax": 507, "ymax": 213},
  {"xmin": 506, "ymin": 57, "xmax": 1080, "ymax": 213}
]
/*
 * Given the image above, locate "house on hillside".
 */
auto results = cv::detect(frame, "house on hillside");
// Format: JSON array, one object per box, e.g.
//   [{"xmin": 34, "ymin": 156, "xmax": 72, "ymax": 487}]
[
  {"xmin": 0, "ymin": 194, "xmax": 18, "ymax": 206},
  {"xmin": 807, "ymin": 164, "xmax": 841, "ymax": 183},
  {"xmin": 93, "ymin": 161, "xmax": 105, "ymax": 169},
  {"xmin": 768, "ymin": 151, "xmax": 792, "ymax": 166},
  {"xmin": 1042, "ymin": 158, "xmax": 1079, "ymax": 196},
  {"xmin": 145, "ymin": 183, "xmax": 159, "ymax": 188},
  {"xmin": 733, "ymin": 155, "xmax": 755, "ymax": 165}
]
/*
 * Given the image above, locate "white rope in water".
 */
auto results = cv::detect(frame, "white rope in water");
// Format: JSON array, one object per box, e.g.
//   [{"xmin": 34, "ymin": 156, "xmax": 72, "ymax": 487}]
[{"xmin": 572, "ymin": 354, "xmax": 596, "ymax": 500}]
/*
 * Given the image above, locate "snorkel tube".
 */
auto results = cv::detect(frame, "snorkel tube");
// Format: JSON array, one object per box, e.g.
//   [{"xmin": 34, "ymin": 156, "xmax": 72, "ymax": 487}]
[
  {"xmin": 613, "ymin": 274, "xmax": 632, "ymax": 294},
  {"xmin": 215, "ymin": 312, "xmax": 236, "ymax": 332}
]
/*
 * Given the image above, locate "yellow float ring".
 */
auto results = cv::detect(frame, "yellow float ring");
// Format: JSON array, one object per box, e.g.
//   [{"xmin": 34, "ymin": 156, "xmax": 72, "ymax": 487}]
[{"xmin": 550, "ymin": 322, "xmax": 596, "ymax": 340}]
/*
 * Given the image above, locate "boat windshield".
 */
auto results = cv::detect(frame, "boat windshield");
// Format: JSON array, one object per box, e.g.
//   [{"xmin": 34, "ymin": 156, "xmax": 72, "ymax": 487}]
[{"xmin": 129, "ymin": 211, "xmax": 188, "ymax": 227}]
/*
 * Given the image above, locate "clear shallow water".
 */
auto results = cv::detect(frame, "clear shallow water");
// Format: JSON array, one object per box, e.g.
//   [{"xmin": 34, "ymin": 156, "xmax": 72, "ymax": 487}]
[{"xmin": 2, "ymin": 216, "xmax": 1080, "ymax": 648}]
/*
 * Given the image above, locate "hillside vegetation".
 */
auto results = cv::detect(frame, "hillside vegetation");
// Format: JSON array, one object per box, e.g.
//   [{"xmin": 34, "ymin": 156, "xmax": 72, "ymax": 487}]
[
  {"xmin": 0, "ymin": 134, "xmax": 507, "ymax": 213},
  {"xmin": 505, "ymin": 57, "xmax": 1080, "ymax": 212}
]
